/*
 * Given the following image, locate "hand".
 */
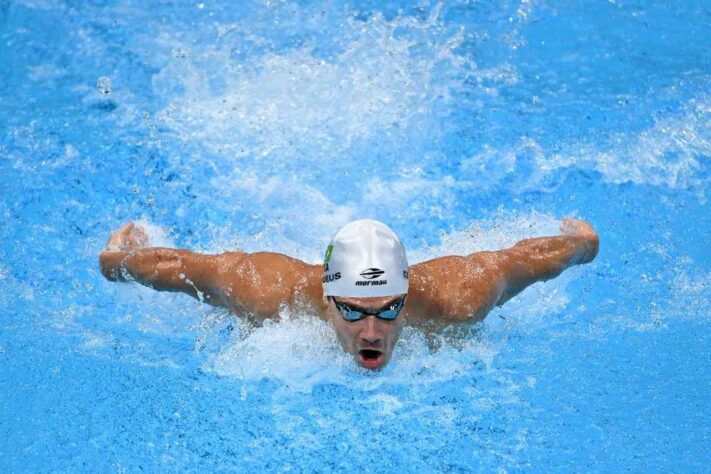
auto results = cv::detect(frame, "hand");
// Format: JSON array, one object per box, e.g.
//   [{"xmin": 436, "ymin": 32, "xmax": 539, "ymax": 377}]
[
  {"xmin": 105, "ymin": 222, "xmax": 148, "ymax": 252},
  {"xmin": 561, "ymin": 218, "xmax": 599, "ymax": 262},
  {"xmin": 560, "ymin": 218, "xmax": 596, "ymax": 237}
]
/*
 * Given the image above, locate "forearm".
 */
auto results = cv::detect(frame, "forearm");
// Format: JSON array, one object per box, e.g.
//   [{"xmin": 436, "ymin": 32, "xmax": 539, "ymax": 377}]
[
  {"xmin": 498, "ymin": 233, "xmax": 598, "ymax": 303},
  {"xmin": 99, "ymin": 248, "xmax": 220, "ymax": 301},
  {"xmin": 512, "ymin": 234, "xmax": 598, "ymax": 274}
]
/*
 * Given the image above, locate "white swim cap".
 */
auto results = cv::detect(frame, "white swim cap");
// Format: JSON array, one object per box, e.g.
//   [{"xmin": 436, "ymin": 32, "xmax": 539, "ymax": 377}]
[{"xmin": 322, "ymin": 219, "xmax": 409, "ymax": 297}]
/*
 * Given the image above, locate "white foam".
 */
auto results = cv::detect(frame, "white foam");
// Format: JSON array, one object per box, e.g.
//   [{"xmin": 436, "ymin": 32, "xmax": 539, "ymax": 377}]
[
  {"xmin": 204, "ymin": 312, "xmax": 502, "ymax": 394},
  {"xmin": 134, "ymin": 219, "xmax": 175, "ymax": 248},
  {"xmin": 27, "ymin": 64, "xmax": 67, "ymax": 82},
  {"xmin": 81, "ymin": 330, "xmax": 115, "ymax": 349},
  {"xmin": 205, "ymin": 176, "xmax": 356, "ymax": 262},
  {"xmin": 459, "ymin": 96, "xmax": 711, "ymax": 198},
  {"xmin": 151, "ymin": 5, "xmax": 472, "ymax": 164},
  {"xmin": 556, "ymin": 96, "xmax": 710, "ymax": 196},
  {"xmin": 409, "ymin": 210, "xmax": 561, "ymax": 261},
  {"xmin": 458, "ymin": 94, "xmax": 710, "ymax": 198},
  {"xmin": 585, "ymin": 258, "xmax": 709, "ymax": 336}
]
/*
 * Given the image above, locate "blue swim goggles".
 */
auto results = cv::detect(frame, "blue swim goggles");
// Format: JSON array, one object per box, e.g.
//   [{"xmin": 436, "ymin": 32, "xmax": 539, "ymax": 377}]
[{"xmin": 330, "ymin": 295, "xmax": 406, "ymax": 322}]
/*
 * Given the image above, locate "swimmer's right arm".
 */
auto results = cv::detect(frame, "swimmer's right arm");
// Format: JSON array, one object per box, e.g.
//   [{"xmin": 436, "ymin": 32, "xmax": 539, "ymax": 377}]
[
  {"xmin": 99, "ymin": 222, "xmax": 325, "ymax": 316},
  {"xmin": 99, "ymin": 223, "xmax": 229, "ymax": 307}
]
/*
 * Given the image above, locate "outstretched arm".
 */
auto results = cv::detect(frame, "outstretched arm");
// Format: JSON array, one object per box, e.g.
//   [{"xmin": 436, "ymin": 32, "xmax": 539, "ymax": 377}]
[
  {"xmin": 99, "ymin": 223, "xmax": 229, "ymax": 306},
  {"xmin": 99, "ymin": 222, "xmax": 325, "ymax": 317},
  {"xmin": 491, "ymin": 218, "xmax": 599, "ymax": 305},
  {"xmin": 406, "ymin": 218, "xmax": 599, "ymax": 322}
]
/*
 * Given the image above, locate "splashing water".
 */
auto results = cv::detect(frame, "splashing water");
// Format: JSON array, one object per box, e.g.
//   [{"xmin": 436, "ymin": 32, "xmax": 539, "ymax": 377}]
[
  {"xmin": 1, "ymin": 0, "xmax": 709, "ymax": 472},
  {"xmin": 154, "ymin": 5, "xmax": 468, "ymax": 161},
  {"xmin": 191, "ymin": 211, "xmax": 573, "ymax": 395}
]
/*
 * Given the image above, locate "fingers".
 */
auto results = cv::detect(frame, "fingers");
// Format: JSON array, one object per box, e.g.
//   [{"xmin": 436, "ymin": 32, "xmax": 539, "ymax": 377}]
[
  {"xmin": 105, "ymin": 221, "xmax": 148, "ymax": 252},
  {"xmin": 560, "ymin": 218, "xmax": 596, "ymax": 237},
  {"xmin": 118, "ymin": 222, "xmax": 134, "ymax": 234},
  {"xmin": 129, "ymin": 226, "xmax": 149, "ymax": 248},
  {"xmin": 136, "ymin": 228, "xmax": 148, "ymax": 244},
  {"xmin": 106, "ymin": 224, "xmax": 126, "ymax": 251}
]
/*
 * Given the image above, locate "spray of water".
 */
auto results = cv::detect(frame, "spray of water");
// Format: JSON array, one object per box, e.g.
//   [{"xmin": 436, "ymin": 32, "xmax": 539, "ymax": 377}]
[{"xmin": 153, "ymin": 4, "xmax": 469, "ymax": 163}]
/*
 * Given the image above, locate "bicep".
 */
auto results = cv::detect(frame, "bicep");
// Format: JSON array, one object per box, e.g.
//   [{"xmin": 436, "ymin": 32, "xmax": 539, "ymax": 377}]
[
  {"xmin": 213, "ymin": 252, "xmax": 322, "ymax": 317},
  {"xmin": 460, "ymin": 252, "xmax": 512, "ymax": 313},
  {"xmin": 408, "ymin": 254, "xmax": 507, "ymax": 321}
]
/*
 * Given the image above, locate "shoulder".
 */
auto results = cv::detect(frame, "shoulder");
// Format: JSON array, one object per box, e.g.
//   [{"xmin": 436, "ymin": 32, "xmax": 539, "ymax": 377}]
[
  {"xmin": 212, "ymin": 251, "xmax": 318, "ymax": 285},
  {"xmin": 409, "ymin": 252, "xmax": 502, "ymax": 284},
  {"xmin": 406, "ymin": 252, "xmax": 506, "ymax": 322},
  {"xmin": 213, "ymin": 251, "xmax": 324, "ymax": 317}
]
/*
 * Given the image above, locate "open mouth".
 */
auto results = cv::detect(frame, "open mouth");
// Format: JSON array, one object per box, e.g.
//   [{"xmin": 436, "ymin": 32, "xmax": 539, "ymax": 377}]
[{"xmin": 358, "ymin": 349, "xmax": 384, "ymax": 370}]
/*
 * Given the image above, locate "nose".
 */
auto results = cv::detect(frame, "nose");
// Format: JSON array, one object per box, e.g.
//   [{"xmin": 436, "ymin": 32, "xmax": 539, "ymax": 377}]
[{"xmin": 360, "ymin": 316, "xmax": 383, "ymax": 346}]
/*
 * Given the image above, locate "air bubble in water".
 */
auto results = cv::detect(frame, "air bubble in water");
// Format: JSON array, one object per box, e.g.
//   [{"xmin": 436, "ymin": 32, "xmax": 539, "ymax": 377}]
[{"xmin": 97, "ymin": 76, "xmax": 112, "ymax": 94}]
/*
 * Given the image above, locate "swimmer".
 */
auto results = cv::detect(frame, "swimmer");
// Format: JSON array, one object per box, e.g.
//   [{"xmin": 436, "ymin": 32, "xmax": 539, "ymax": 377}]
[{"xmin": 100, "ymin": 218, "xmax": 599, "ymax": 370}]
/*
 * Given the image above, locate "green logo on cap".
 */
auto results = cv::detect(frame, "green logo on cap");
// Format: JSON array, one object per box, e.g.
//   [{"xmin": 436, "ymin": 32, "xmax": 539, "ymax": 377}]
[{"xmin": 324, "ymin": 245, "xmax": 334, "ymax": 271}]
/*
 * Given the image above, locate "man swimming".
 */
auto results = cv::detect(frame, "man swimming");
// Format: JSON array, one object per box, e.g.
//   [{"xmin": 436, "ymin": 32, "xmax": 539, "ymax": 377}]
[{"xmin": 100, "ymin": 218, "xmax": 599, "ymax": 370}]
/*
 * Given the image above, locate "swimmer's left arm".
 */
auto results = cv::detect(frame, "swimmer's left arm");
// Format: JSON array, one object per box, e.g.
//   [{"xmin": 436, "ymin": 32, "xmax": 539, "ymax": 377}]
[
  {"xmin": 490, "ymin": 218, "xmax": 599, "ymax": 305},
  {"xmin": 387, "ymin": 219, "xmax": 597, "ymax": 322}
]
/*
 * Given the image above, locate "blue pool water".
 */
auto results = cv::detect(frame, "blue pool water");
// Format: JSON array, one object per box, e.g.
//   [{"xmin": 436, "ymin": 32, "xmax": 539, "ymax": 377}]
[{"xmin": 1, "ymin": 0, "xmax": 709, "ymax": 471}]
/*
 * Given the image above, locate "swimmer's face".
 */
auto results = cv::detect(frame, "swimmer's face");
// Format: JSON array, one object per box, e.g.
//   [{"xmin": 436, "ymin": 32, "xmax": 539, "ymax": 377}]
[{"xmin": 325, "ymin": 295, "xmax": 406, "ymax": 370}]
